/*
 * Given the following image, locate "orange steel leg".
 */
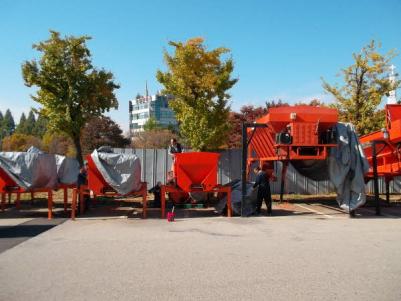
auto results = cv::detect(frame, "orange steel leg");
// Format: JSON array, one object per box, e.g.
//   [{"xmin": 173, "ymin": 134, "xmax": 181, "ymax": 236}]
[
  {"xmin": 161, "ymin": 186, "xmax": 166, "ymax": 218},
  {"xmin": 15, "ymin": 192, "xmax": 21, "ymax": 210},
  {"xmin": 1, "ymin": 193, "xmax": 5, "ymax": 211},
  {"xmin": 71, "ymin": 188, "xmax": 77, "ymax": 220},
  {"xmin": 47, "ymin": 190, "xmax": 53, "ymax": 220},
  {"xmin": 63, "ymin": 187, "xmax": 68, "ymax": 213}
]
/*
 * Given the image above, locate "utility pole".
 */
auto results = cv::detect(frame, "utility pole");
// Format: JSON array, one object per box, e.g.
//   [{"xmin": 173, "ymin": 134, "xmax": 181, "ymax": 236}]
[{"xmin": 241, "ymin": 122, "xmax": 267, "ymax": 216}]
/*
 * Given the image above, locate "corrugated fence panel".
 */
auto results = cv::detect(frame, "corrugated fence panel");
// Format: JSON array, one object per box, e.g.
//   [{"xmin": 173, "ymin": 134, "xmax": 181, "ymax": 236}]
[{"xmin": 110, "ymin": 148, "xmax": 401, "ymax": 195}]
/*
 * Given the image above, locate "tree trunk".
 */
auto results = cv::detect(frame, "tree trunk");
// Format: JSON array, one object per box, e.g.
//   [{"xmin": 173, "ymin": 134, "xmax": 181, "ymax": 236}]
[{"xmin": 72, "ymin": 135, "xmax": 84, "ymax": 167}]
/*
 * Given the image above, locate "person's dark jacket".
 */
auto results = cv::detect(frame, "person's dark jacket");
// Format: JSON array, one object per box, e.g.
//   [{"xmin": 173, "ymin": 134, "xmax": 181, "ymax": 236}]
[
  {"xmin": 253, "ymin": 170, "xmax": 270, "ymax": 190},
  {"xmin": 168, "ymin": 143, "xmax": 182, "ymax": 155},
  {"xmin": 77, "ymin": 171, "xmax": 88, "ymax": 188}
]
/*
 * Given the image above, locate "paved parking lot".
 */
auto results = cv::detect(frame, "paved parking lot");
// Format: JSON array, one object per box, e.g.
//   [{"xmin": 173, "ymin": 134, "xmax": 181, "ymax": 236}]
[{"xmin": 1, "ymin": 200, "xmax": 401, "ymax": 300}]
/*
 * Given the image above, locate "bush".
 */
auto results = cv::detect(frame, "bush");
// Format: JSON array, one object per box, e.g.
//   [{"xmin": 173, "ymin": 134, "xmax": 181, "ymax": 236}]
[{"xmin": 1, "ymin": 133, "xmax": 42, "ymax": 151}]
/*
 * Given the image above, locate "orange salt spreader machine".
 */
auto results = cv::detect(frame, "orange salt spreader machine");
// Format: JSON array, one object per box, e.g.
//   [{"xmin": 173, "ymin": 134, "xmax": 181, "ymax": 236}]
[
  {"xmin": 242, "ymin": 105, "xmax": 338, "ymax": 215},
  {"xmin": 160, "ymin": 152, "xmax": 232, "ymax": 218},
  {"xmin": 70, "ymin": 154, "xmax": 148, "ymax": 220},
  {"xmin": 359, "ymin": 104, "xmax": 401, "ymax": 214}
]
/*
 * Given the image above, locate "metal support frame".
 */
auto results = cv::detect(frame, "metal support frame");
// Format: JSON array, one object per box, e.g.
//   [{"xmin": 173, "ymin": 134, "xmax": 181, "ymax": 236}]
[
  {"xmin": 372, "ymin": 140, "xmax": 386, "ymax": 216},
  {"xmin": 1, "ymin": 188, "xmax": 55, "ymax": 219},
  {"xmin": 241, "ymin": 122, "xmax": 268, "ymax": 217},
  {"xmin": 385, "ymin": 178, "xmax": 391, "ymax": 205},
  {"xmin": 160, "ymin": 184, "xmax": 232, "ymax": 218},
  {"xmin": 71, "ymin": 182, "xmax": 148, "ymax": 220},
  {"xmin": 279, "ymin": 161, "xmax": 289, "ymax": 203}
]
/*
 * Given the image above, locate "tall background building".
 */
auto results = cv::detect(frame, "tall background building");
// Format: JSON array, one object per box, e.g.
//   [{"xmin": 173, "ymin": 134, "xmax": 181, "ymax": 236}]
[{"xmin": 129, "ymin": 89, "xmax": 178, "ymax": 135}]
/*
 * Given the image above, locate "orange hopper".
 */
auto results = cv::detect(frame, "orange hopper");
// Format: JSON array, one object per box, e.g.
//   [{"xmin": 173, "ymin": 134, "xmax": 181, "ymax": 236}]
[
  {"xmin": 248, "ymin": 105, "xmax": 338, "ymax": 165},
  {"xmin": 173, "ymin": 152, "xmax": 219, "ymax": 192},
  {"xmin": 160, "ymin": 152, "xmax": 232, "ymax": 218}
]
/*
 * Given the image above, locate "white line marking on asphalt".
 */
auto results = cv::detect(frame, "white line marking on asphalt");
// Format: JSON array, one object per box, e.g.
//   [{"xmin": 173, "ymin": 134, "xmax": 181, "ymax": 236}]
[{"xmin": 295, "ymin": 204, "xmax": 334, "ymax": 218}]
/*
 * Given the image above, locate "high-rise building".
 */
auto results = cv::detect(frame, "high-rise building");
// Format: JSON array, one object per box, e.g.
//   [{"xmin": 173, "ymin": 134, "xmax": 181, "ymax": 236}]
[{"xmin": 129, "ymin": 92, "xmax": 178, "ymax": 134}]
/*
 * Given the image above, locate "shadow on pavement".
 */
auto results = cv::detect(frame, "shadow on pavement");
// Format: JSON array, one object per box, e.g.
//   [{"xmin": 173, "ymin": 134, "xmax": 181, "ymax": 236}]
[{"xmin": 0, "ymin": 218, "xmax": 66, "ymax": 253}]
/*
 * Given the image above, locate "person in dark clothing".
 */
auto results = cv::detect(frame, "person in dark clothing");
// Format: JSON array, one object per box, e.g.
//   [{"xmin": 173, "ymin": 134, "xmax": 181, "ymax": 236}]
[
  {"xmin": 77, "ymin": 163, "xmax": 90, "ymax": 213},
  {"xmin": 149, "ymin": 181, "xmax": 162, "ymax": 208},
  {"xmin": 168, "ymin": 138, "xmax": 182, "ymax": 156},
  {"xmin": 253, "ymin": 166, "xmax": 272, "ymax": 215},
  {"xmin": 77, "ymin": 165, "xmax": 88, "ymax": 188},
  {"xmin": 168, "ymin": 138, "xmax": 182, "ymax": 179}
]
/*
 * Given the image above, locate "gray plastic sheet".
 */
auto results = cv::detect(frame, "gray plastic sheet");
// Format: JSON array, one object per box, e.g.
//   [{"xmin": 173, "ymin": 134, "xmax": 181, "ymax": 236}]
[
  {"xmin": 0, "ymin": 151, "xmax": 58, "ymax": 190},
  {"xmin": 215, "ymin": 179, "xmax": 258, "ymax": 215},
  {"xmin": 0, "ymin": 147, "xmax": 80, "ymax": 190},
  {"xmin": 90, "ymin": 148, "xmax": 142, "ymax": 195},
  {"xmin": 55, "ymin": 155, "xmax": 80, "ymax": 185},
  {"xmin": 328, "ymin": 123, "xmax": 369, "ymax": 212}
]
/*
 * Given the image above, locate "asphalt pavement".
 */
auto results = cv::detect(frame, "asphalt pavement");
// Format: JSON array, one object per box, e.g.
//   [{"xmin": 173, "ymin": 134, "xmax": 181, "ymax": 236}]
[{"xmin": 0, "ymin": 203, "xmax": 401, "ymax": 301}]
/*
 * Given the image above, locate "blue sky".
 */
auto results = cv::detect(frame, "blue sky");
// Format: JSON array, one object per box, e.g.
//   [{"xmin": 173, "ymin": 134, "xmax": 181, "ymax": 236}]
[{"xmin": 0, "ymin": 0, "xmax": 400, "ymax": 132}]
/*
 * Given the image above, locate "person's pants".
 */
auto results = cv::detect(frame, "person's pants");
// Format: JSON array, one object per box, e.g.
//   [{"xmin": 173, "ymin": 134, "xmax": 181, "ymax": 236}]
[
  {"xmin": 256, "ymin": 188, "xmax": 272, "ymax": 213},
  {"xmin": 153, "ymin": 193, "xmax": 161, "ymax": 208}
]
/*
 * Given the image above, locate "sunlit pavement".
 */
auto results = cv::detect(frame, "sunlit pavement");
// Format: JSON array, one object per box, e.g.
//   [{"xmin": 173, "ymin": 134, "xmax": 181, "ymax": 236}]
[{"xmin": 1, "ymin": 202, "xmax": 401, "ymax": 301}]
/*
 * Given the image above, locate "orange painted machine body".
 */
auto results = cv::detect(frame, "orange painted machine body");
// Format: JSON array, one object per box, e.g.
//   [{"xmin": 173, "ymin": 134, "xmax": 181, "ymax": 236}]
[
  {"xmin": 173, "ymin": 152, "xmax": 219, "ymax": 192},
  {"xmin": 161, "ymin": 152, "xmax": 232, "ymax": 218},
  {"xmin": 0, "ymin": 167, "xmax": 24, "ymax": 194},
  {"xmin": 85, "ymin": 155, "xmax": 147, "ymax": 217},
  {"xmin": 247, "ymin": 105, "xmax": 338, "ymax": 172},
  {"xmin": 86, "ymin": 155, "xmax": 113, "ymax": 195},
  {"xmin": 360, "ymin": 104, "xmax": 401, "ymax": 180}
]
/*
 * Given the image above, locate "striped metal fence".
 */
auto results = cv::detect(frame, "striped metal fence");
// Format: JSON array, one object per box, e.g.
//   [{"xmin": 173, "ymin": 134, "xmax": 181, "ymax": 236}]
[{"xmin": 113, "ymin": 148, "xmax": 401, "ymax": 194}]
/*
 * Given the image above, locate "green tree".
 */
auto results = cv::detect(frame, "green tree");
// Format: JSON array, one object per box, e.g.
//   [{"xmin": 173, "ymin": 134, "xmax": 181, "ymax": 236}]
[
  {"xmin": 156, "ymin": 37, "xmax": 238, "ymax": 151},
  {"xmin": 2, "ymin": 109, "xmax": 15, "ymax": 136},
  {"xmin": 22, "ymin": 31, "xmax": 119, "ymax": 166},
  {"xmin": 322, "ymin": 40, "xmax": 400, "ymax": 135},
  {"xmin": 143, "ymin": 117, "xmax": 161, "ymax": 131},
  {"xmin": 15, "ymin": 113, "xmax": 27, "ymax": 134},
  {"xmin": 32, "ymin": 113, "xmax": 48, "ymax": 138},
  {"xmin": 25, "ymin": 110, "xmax": 36, "ymax": 135}
]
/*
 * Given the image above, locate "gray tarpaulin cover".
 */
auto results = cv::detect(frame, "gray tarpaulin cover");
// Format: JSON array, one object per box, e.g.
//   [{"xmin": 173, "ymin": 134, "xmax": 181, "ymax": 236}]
[
  {"xmin": 215, "ymin": 179, "xmax": 258, "ymax": 215},
  {"xmin": 328, "ymin": 123, "xmax": 369, "ymax": 212},
  {"xmin": 91, "ymin": 148, "xmax": 141, "ymax": 195},
  {"xmin": 55, "ymin": 155, "xmax": 80, "ymax": 185},
  {"xmin": 0, "ymin": 150, "xmax": 58, "ymax": 190},
  {"xmin": 0, "ymin": 146, "xmax": 80, "ymax": 190}
]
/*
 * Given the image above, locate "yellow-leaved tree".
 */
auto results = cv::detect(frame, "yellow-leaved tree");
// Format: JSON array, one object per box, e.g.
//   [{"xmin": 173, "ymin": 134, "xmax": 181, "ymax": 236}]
[
  {"xmin": 156, "ymin": 38, "xmax": 238, "ymax": 151},
  {"xmin": 322, "ymin": 40, "xmax": 400, "ymax": 135}
]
